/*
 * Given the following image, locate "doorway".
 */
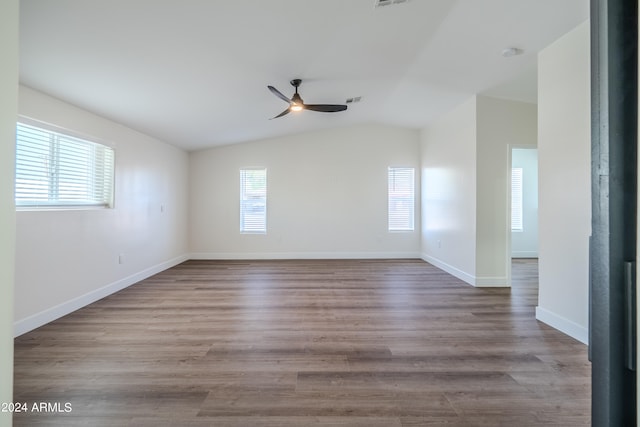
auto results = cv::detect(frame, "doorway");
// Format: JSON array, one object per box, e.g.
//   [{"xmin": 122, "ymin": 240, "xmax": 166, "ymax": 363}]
[
  {"xmin": 508, "ymin": 146, "xmax": 539, "ymax": 289},
  {"xmin": 511, "ymin": 148, "xmax": 539, "ymax": 260}
]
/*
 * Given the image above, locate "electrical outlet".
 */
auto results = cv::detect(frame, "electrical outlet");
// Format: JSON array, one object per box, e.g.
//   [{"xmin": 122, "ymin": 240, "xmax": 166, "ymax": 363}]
[{"xmin": 118, "ymin": 253, "xmax": 125, "ymax": 264}]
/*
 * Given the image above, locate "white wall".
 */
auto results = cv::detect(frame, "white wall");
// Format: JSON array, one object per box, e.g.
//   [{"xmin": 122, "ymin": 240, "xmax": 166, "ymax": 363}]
[
  {"xmin": 421, "ymin": 96, "xmax": 478, "ymax": 283},
  {"xmin": 536, "ymin": 21, "xmax": 590, "ymax": 343},
  {"xmin": 190, "ymin": 124, "xmax": 421, "ymax": 259},
  {"xmin": 511, "ymin": 148, "xmax": 539, "ymax": 257},
  {"xmin": 420, "ymin": 95, "xmax": 537, "ymax": 286},
  {"xmin": 476, "ymin": 96, "xmax": 537, "ymax": 285},
  {"xmin": 0, "ymin": 0, "xmax": 18, "ymax": 424},
  {"xmin": 14, "ymin": 86, "xmax": 190, "ymax": 335}
]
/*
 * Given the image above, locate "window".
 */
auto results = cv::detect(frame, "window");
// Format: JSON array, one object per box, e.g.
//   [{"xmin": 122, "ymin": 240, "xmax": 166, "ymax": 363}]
[
  {"xmin": 511, "ymin": 167, "xmax": 523, "ymax": 231},
  {"xmin": 388, "ymin": 167, "xmax": 415, "ymax": 231},
  {"xmin": 240, "ymin": 168, "xmax": 267, "ymax": 234},
  {"xmin": 15, "ymin": 122, "xmax": 115, "ymax": 208}
]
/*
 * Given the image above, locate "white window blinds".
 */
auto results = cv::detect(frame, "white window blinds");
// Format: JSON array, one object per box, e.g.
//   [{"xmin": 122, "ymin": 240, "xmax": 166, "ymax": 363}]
[
  {"xmin": 15, "ymin": 122, "xmax": 115, "ymax": 208},
  {"xmin": 388, "ymin": 167, "xmax": 415, "ymax": 231},
  {"xmin": 511, "ymin": 167, "xmax": 523, "ymax": 231},
  {"xmin": 240, "ymin": 168, "xmax": 267, "ymax": 234}
]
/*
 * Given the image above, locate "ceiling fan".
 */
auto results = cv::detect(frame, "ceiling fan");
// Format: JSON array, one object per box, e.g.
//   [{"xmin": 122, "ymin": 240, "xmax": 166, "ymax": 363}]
[{"xmin": 267, "ymin": 79, "xmax": 348, "ymax": 119}]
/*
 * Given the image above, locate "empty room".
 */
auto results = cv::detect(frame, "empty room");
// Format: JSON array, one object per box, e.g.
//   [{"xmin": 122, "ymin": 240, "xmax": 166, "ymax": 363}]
[{"xmin": 3, "ymin": 0, "xmax": 636, "ymax": 426}]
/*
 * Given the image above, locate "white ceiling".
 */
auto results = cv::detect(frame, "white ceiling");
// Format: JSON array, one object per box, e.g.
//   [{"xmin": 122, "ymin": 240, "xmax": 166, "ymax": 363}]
[{"xmin": 19, "ymin": 0, "xmax": 588, "ymax": 151}]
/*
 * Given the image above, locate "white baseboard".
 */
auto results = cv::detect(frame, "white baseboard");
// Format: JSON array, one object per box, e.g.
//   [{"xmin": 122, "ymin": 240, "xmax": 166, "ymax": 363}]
[
  {"xmin": 420, "ymin": 254, "xmax": 509, "ymax": 287},
  {"xmin": 474, "ymin": 276, "xmax": 510, "ymax": 287},
  {"xmin": 14, "ymin": 254, "xmax": 189, "ymax": 337},
  {"xmin": 512, "ymin": 251, "xmax": 538, "ymax": 258},
  {"xmin": 420, "ymin": 254, "xmax": 475, "ymax": 286},
  {"xmin": 535, "ymin": 306, "xmax": 588, "ymax": 344},
  {"xmin": 190, "ymin": 251, "xmax": 422, "ymax": 260}
]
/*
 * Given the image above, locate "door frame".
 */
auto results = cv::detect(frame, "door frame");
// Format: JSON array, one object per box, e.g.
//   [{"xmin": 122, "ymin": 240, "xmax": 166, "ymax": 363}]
[{"xmin": 506, "ymin": 144, "xmax": 538, "ymax": 288}]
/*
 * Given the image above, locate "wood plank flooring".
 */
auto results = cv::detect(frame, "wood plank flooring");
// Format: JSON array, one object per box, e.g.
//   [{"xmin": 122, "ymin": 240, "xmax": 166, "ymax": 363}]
[{"xmin": 13, "ymin": 258, "xmax": 590, "ymax": 426}]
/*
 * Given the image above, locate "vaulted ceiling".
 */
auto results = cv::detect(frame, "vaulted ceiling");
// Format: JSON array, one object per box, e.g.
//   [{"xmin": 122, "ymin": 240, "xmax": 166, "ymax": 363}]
[{"xmin": 19, "ymin": 0, "xmax": 589, "ymax": 151}]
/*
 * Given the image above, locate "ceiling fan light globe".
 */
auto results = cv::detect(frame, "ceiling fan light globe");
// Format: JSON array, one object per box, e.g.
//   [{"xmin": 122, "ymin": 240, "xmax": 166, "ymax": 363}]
[{"xmin": 291, "ymin": 104, "xmax": 303, "ymax": 112}]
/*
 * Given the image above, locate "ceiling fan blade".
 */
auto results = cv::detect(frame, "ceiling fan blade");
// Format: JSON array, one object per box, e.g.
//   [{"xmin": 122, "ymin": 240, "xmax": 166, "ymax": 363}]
[
  {"xmin": 270, "ymin": 108, "xmax": 291, "ymax": 119},
  {"xmin": 304, "ymin": 104, "xmax": 348, "ymax": 113},
  {"xmin": 268, "ymin": 86, "xmax": 292, "ymax": 104}
]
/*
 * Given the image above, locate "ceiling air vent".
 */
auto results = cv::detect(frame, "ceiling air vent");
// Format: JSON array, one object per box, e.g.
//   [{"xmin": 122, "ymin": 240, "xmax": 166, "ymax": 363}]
[
  {"xmin": 375, "ymin": 0, "xmax": 410, "ymax": 8},
  {"xmin": 346, "ymin": 96, "xmax": 362, "ymax": 104}
]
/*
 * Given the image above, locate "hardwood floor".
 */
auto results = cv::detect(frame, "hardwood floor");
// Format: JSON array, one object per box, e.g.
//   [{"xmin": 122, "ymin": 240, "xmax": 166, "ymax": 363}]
[{"xmin": 13, "ymin": 258, "xmax": 590, "ymax": 426}]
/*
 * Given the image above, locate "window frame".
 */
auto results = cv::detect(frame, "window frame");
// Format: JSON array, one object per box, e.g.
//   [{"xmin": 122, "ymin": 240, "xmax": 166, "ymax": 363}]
[
  {"xmin": 239, "ymin": 167, "xmax": 267, "ymax": 234},
  {"xmin": 511, "ymin": 167, "xmax": 524, "ymax": 232},
  {"xmin": 387, "ymin": 166, "xmax": 415, "ymax": 232},
  {"xmin": 15, "ymin": 118, "xmax": 115, "ymax": 210}
]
